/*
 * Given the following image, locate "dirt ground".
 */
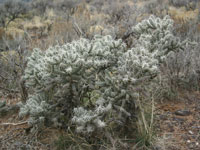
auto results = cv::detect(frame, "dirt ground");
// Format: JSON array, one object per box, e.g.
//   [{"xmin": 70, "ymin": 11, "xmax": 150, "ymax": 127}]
[
  {"xmin": 154, "ymin": 91, "xmax": 200, "ymax": 150},
  {"xmin": 0, "ymin": 96, "xmax": 61, "ymax": 150},
  {"xmin": 1, "ymin": 90, "xmax": 200, "ymax": 150}
]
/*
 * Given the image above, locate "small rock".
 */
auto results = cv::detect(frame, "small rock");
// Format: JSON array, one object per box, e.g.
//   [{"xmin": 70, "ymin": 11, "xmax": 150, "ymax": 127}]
[
  {"xmin": 153, "ymin": 146, "xmax": 162, "ymax": 150},
  {"xmin": 173, "ymin": 117, "xmax": 185, "ymax": 123},
  {"xmin": 189, "ymin": 130, "xmax": 193, "ymax": 135},
  {"xmin": 174, "ymin": 110, "xmax": 191, "ymax": 116},
  {"xmin": 159, "ymin": 114, "xmax": 168, "ymax": 120}
]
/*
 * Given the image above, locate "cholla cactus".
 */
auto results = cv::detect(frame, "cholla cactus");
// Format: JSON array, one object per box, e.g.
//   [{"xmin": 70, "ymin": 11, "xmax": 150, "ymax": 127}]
[
  {"xmin": 132, "ymin": 15, "xmax": 186, "ymax": 61},
  {"xmin": 20, "ymin": 35, "xmax": 126, "ymax": 127},
  {"xmin": 72, "ymin": 103, "xmax": 111, "ymax": 133},
  {"xmin": 20, "ymin": 15, "xmax": 190, "ymax": 133}
]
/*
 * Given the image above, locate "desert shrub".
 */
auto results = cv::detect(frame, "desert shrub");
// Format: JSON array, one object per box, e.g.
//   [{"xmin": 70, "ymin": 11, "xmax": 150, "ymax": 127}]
[
  {"xmin": 169, "ymin": 0, "xmax": 190, "ymax": 8},
  {"xmin": 90, "ymin": 0, "xmax": 105, "ymax": 12},
  {"xmin": 0, "ymin": 0, "xmax": 29, "ymax": 28},
  {"xmin": 19, "ymin": 16, "xmax": 191, "ymax": 147},
  {"xmin": 144, "ymin": 0, "xmax": 168, "ymax": 17},
  {"xmin": 56, "ymin": 0, "xmax": 80, "ymax": 13},
  {"xmin": 31, "ymin": 0, "xmax": 81, "ymax": 19},
  {"xmin": 0, "ymin": 37, "xmax": 29, "ymax": 100},
  {"xmin": 169, "ymin": 0, "xmax": 198, "ymax": 10},
  {"xmin": 50, "ymin": 0, "xmax": 81, "ymax": 21},
  {"xmin": 157, "ymin": 16, "xmax": 198, "ymax": 94},
  {"xmin": 99, "ymin": 0, "xmax": 139, "ymax": 47},
  {"xmin": 159, "ymin": 40, "xmax": 198, "ymax": 94},
  {"xmin": 31, "ymin": 0, "xmax": 54, "ymax": 15}
]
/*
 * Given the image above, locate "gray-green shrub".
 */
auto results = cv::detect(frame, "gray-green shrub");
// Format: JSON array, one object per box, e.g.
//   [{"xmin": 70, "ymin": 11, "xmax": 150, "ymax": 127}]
[{"xmin": 19, "ymin": 15, "xmax": 191, "ymax": 133}]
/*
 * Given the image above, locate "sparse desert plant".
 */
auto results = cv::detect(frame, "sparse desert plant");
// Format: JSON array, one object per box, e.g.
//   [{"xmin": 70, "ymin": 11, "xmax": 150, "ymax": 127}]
[
  {"xmin": 0, "ymin": 36, "xmax": 29, "ymax": 101},
  {"xmin": 55, "ymin": 0, "xmax": 80, "ymax": 15},
  {"xmin": 90, "ymin": 0, "xmax": 105, "ymax": 12},
  {"xmin": 169, "ymin": 0, "xmax": 190, "ymax": 8},
  {"xmin": 100, "ymin": 0, "xmax": 139, "ymax": 47},
  {"xmin": 158, "ymin": 17, "xmax": 198, "ymax": 95},
  {"xmin": 0, "ymin": 0, "xmax": 29, "ymax": 28},
  {"xmin": 31, "ymin": 0, "xmax": 54, "ymax": 15},
  {"xmin": 169, "ymin": 0, "xmax": 198, "ymax": 10},
  {"xmin": 144, "ymin": 0, "xmax": 168, "ymax": 17}
]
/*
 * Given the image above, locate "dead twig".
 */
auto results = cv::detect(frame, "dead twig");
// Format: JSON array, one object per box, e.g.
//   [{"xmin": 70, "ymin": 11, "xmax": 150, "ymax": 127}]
[
  {"xmin": 71, "ymin": 17, "xmax": 86, "ymax": 38},
  {"xmin": 0, "ymin": 121, "xmax": 28, "ymax": 126}
]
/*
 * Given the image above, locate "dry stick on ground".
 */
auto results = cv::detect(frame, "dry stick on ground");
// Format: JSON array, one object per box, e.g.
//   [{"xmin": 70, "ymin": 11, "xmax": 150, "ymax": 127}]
[{"xmin": 0, "ymin": 121, "xmax": 28, "ymax": 126}]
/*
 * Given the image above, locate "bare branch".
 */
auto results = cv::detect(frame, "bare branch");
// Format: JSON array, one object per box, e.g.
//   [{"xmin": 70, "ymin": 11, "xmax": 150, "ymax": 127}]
[{"xmin": 0, "ymin": 121, "xmax": 28, "ymax": 126}]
